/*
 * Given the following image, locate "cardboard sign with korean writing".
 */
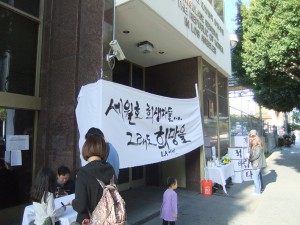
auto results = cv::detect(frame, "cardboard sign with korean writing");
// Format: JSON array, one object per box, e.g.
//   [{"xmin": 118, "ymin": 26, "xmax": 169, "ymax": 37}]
[
  {"xmin": 231, "ymin": 159, "xmax": 243, "ymax": 172},
  {"xmin": 234, "ymin": 136, "xmax": 249, "ymax": 147},
  {"xmin": 228, "ymin": 147, "xmax": 244, "ymax": 160}
]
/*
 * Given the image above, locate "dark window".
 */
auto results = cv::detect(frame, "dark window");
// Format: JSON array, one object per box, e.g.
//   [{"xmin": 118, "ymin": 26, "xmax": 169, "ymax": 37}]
[
  {"xmin": 0, "ymin": 7, "xmax": 38, "ymax": 95},
  {"xmin": 202, "ymin": 61, "xmax": 217, "ymax": 148},
  {"xmin": 132, "ymin": 65, "xmax": 143, "ymax": 89},
  {"xmin": 0, "ymin": 0, "xmax": 40, "ymax": 17},
  {"xmin": 113, "ymin": 61, "xmax": 145, "ymax": 184},
  {"xmin": 112, "ymin": 61, "xmax": 130, "ymax": 85},
  {"xmin": 132, "ymin": 165, "xmax": 143, "ymax": 180},
  {"xmin": 118, "ymin": 168, "xmax": 129, "ymax": 184}
]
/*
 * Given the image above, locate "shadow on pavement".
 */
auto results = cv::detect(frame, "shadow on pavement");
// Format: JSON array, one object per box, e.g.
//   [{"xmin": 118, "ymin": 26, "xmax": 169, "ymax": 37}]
[
  {"xmin": 126, "ymin": 140, "xmax": 300, "ymax": 225},
  {"xmin": 262, "ymin": 169, "xmax": 277, "ymax": 190},
  {"xmin": 273, "ymin": 142, "xmax": 300, "ymax": 173}
]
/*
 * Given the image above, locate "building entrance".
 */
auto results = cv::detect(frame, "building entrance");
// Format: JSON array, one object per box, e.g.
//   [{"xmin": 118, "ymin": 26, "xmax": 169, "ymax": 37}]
[{"xmin": 0, "ymin": 108, "xmax": 34, "ymax": 209}]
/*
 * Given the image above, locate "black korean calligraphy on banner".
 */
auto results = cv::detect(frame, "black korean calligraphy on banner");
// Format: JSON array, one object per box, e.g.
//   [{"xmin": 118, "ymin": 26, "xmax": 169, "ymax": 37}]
[{"xmin": 76, "ymin": 79, "xmax": 204, "ymax": 168}]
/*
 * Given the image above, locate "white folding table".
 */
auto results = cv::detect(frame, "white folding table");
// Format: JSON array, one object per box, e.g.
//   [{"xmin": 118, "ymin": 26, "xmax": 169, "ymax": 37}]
[
  {"xmin": 22, "ymin": 194, "xmax": 77, "ymax": 225},
  {"xmin": 205, "ymin": 163, "xmax": 234, "ymax": 194}
]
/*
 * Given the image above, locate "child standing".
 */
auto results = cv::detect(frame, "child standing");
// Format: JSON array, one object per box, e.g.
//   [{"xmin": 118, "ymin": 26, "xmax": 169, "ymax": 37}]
[
  {"xmin": 160, "ymin": 176, "xmax": 178, "ymax": 225},
  {"xmin": 30, "ymin": 167, "xmax": 66, "ymax": 225}
]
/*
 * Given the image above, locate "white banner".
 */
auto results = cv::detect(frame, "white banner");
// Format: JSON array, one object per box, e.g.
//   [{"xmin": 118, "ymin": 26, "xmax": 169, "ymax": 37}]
[{"xmin": 76, "ymin": 79, "xmax": 204, "ymax": 168}]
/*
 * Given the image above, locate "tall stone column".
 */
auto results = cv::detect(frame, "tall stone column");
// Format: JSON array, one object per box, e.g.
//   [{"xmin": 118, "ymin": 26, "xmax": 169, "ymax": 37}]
[{"xmin": 37, "ymin": 0, "xmax": 113, "ymax": 175}]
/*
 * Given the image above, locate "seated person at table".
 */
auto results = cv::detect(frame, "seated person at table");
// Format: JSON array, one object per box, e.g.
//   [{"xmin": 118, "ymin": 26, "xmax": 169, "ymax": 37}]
[
  {"xmin": 31, "ymin": 167, "xmax": 66, "ymax": 225},
  {"xmin": 54, "ymin": 165, "xmax": 75, "ymax": 198}
]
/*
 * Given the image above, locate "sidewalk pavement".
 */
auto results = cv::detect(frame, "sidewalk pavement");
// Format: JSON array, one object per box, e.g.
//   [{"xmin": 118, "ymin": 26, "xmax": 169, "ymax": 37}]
[{"xmin": 123, "ymin": 140, "xmax": 300, "ymax": 225}]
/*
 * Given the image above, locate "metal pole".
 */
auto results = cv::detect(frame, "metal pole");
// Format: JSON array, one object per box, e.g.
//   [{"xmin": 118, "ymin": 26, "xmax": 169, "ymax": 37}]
[
  {"xmin": 284, "ymin": 112, "xmax": 288, "ymax": 133},
  {"xmin": 259, "ymin": 105, "xmax": 263, "ymax": 136},
  {"xmin": 113, "ymin": 0, "xmax": 116, "ymax": 40}
]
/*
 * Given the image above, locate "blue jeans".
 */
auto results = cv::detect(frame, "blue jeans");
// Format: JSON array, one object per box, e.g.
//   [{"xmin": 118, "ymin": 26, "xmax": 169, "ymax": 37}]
[
  {"xmin": 260, "ymin": 168, "xmax": 264, "ymax": 191},
  {"xmin": 252, "ymin": 168, "xmax": 261, "ymax": 194}
]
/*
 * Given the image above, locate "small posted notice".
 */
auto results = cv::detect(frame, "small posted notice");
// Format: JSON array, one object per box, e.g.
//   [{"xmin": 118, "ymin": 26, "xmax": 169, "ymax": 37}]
[
  {"xmin": 10, "ymin": 150, "xmax": 22, "ymax": 166},
  {"xmin": 6, "ymin": 135, "xmax": 29, "ymax": 151},
  {"xmin": 4, "ymin": 151, "xmax": 10, "ymax": 163}
]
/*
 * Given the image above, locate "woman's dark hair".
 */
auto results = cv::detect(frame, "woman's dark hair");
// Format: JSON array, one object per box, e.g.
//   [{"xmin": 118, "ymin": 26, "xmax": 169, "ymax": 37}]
[
  {"xmin": 167, "ymin": 176, "xmax": 177, "ymax": 187},
  {"xmin": 30, "ymin": 167, "xmax": 55, "ymax": 203},
  {"xmin": 57, "ymin": 165, "xmax": 71, "ymax": 176},
  {"xmin": 85, "ymin": 127, "xmax": 104, "ymax": 139},
  {"xmin": 82, "ymin": 134, "xmax": 107, "ymax": 161}
]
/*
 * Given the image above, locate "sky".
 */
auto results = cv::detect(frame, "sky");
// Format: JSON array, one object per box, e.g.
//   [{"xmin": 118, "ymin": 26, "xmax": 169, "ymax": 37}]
[{"xmin": 224, "ymin": 0, "xmax": 250, "ymax": 33}]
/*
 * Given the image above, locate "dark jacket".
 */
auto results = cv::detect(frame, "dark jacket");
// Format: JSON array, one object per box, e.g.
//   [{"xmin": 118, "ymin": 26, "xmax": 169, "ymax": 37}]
[
  {"xmin": 72, "ymin": 160, "xmax": 115, "ymax": 223},
  {"xmin": 53, "ymin": 179, "xmax": 75, "ymax": 197}
]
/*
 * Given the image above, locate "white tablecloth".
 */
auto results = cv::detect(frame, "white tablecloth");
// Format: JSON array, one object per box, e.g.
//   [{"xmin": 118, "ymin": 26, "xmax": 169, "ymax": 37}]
[
  {"xmin": 205, "ymin": 163, "xmax": 234, "ymax": 194},
  {"xmin": 22, "ymin": 194, "xmax": 77, "ymax": 225}
]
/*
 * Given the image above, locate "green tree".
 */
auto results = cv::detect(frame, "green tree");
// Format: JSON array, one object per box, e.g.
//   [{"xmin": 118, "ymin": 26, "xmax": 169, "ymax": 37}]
[
  {"xmin": 231, "ymin": 1, "xmax": 248, "ymax": 85},
  {"xmin": 292, "ymin": 109, "xmax": 300, "ymax": 124},
  {"xmin": 235, "ymin": 0, "xmax": 300, "ymax": 112},
  {"xmin": 0, "ymin": 108, "xmax": 6, "ymax": 121}
]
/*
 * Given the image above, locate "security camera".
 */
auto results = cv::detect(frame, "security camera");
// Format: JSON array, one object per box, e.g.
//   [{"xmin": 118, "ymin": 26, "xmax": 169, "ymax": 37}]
[{"xmin": 107, "ymin": 40, "xmax": 126, "ymax": 61}]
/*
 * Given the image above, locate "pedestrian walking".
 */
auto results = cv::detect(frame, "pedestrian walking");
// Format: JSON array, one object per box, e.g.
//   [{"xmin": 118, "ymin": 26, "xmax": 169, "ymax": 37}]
[{"xmin": 292, "ymin": 132, "xmax": 296, "ymax": 145}]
